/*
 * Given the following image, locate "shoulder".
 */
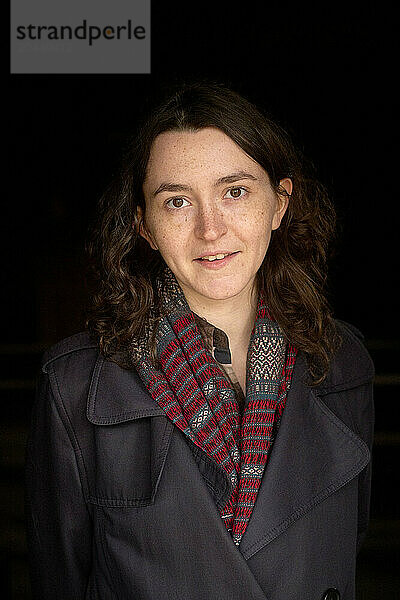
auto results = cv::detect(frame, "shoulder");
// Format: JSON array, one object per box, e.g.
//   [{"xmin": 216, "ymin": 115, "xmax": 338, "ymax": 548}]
[
  {"xmin": 40, "ymin": 332, "xmax": 101, "ymax": 398},
  {"xmin": 41, "ymin": 331, "xmax": 99, "ymax": 371},
  {"xmin": 39, "ymin": 331, "xmax": 159, "ymax": 425},
  {"xmin": 312, "ymin": 319, "xmax": 375, "ymax": 446},
  {"xmin": 316, "ymin": 319, "xmax": 375, "ymax": 394},
  {"xmin": 37, "ymin": 333, "xmax": 105, "ymax": 432}
]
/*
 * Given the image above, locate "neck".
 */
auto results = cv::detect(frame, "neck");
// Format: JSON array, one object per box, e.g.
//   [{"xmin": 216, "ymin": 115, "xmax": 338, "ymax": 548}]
[{"xmin": 181, "ymin": 282, "xmax": 258, "ymax": 350}]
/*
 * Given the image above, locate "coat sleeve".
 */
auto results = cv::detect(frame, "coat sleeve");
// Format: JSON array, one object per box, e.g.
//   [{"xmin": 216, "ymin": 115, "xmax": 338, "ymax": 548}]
[
  {"xmin": 336, "ymin": 321, "xmax": 375, "ymax": 555},
  {"xmin": 355, "ymin": 379, "xmax": 375, "ymax": 554},
  {"xmin": 25, "ymin": 367, "xmax": 93, "ymax": 598}
]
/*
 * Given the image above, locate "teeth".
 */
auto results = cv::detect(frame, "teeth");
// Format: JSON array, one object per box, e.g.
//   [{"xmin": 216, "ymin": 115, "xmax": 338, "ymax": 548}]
[{"xmin": 201, "ymin": 253, "xmax": 229, "ymax": 261}]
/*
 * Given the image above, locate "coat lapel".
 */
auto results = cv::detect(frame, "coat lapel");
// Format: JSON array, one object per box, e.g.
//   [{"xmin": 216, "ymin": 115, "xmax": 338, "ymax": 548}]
[
  {"xmin": 86, "ymin": 334, "xmax": 373, "ymax": 566},
  {"xmin": 87, "ymin": 354, "xmax": 166, "ymax": 424},
  {"xmin": 238, "ymin": 351, "xmax": 371, "ymax": 560}
]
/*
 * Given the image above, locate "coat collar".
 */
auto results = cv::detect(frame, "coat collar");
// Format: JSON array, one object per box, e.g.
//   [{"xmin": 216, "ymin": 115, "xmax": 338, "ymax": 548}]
[
  {"xmin": 86, "ymin": 321, "xmax": 374, "ymax": 561},
  {"xmin": 87, "ymin": 354, "xmax": 165, "ymax": 425},
  {"xmin": 86, "ymin": 319, "xmax": 374, "ymax": 425}
]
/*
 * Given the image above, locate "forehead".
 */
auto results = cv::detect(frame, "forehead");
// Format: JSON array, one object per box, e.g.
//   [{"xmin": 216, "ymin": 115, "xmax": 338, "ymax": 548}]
[{"xmin": 144, "ymin": 127, "xmax": 265, "ymax": 182}]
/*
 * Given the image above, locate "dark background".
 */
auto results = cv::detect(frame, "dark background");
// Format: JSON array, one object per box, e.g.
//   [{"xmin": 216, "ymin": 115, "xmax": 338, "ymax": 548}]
[{"xmin": 4, "ymin": 1, "xmax": 399, "ymax": 597}]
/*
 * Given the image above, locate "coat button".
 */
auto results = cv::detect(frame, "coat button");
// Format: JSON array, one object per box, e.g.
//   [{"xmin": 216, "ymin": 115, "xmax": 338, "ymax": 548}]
[{"xmin": 322, "ymin": 589, "xmax": 340, "ymax": 600}]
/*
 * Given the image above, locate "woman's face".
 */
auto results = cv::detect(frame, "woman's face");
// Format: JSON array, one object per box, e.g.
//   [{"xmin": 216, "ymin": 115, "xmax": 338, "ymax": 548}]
[{"xmin": 141, "ymin": 127, "xmax": 291, "ymax": 308}]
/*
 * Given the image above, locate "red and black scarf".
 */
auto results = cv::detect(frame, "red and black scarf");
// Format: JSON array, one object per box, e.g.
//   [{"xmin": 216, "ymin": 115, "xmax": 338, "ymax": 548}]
[{"xmin": 132, "ymin": 267, "xmax": 297, "ymax": 546}]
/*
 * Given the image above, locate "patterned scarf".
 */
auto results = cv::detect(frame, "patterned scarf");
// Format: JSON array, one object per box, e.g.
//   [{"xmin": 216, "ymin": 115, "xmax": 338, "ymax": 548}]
[{"xmin": 131, "ymin": 267, "xmax": 297, "ymax": 546}]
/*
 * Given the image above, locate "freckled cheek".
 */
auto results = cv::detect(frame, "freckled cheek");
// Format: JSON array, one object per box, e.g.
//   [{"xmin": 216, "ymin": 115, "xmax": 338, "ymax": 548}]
[
  {"xmin": 239, "ymin": 212, "xmax": 271, "ymax": 237},
  {"xmin": 151, "ymin": 223, "xmax": 190, "ymax": 256},
  {"xmin": 244, "ymin": 217, "xmax": 273, "ymax": 255}
]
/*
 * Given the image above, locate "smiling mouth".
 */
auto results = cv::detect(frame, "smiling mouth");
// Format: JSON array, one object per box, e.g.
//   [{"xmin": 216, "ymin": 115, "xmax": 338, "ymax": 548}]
[{"xmin": 196, "ymin": 252, "xmax": 238, "ymax": 262}]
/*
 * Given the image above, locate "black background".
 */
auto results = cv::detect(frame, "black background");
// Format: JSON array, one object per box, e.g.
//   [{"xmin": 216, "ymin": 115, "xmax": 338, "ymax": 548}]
[
  {"xmin": 8, "ymin": 0, "xmax": 398, "ymax": 344},
  {"xmin": 6, "ymin": 1, "xmax": 399, "ymax": 597}
]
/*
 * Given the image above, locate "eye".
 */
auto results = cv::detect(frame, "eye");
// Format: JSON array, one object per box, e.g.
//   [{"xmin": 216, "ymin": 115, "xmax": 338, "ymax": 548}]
[
  {"xmin": 166, "ymin": 196, "xmax": 191, "ymax": 209},
  {"xmin": 224, "ymin": 186, "xmax": 247, "ymax": 200}
]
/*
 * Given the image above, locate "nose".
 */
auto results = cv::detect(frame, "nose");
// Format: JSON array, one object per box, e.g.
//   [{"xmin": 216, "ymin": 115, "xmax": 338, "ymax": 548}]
[{"xmin": 194, "ymin": 204, "xmax": 228, "ymax": 241}]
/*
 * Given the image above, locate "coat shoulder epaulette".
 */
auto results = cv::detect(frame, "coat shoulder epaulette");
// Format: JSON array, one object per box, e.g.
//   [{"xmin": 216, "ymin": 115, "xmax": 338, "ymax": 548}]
[
  {"xmin": 41, "ymin": 331, "xmax": 98, "ymax": 373},
  {"xmin": 316, "ymin": 319, "xmax": 375, "ymax": 394}
]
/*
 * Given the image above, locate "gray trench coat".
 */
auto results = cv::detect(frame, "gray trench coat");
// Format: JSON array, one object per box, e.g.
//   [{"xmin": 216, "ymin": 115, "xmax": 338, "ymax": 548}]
[{"xmin": 25, "ymin": 320, "xmax": 374, "ymax": 600}]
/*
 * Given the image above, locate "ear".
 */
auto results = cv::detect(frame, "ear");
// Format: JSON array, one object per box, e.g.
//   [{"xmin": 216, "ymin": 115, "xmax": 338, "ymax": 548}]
[
  {"xmin": 136, "ymin": 206, "xmax": 159, "ymax": 251},
  {"xmin": 272, "ymin": 177, "xmax": 292, "ymax": 230}
]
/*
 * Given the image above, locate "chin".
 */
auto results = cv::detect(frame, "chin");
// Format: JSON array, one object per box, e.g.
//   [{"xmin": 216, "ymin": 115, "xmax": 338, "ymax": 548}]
[{"xmin": 196, "ymin": 282, "xmax": 247, "ymax": 302}]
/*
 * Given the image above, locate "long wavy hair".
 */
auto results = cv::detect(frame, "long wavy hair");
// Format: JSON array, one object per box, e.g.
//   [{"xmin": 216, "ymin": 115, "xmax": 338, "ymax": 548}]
[{"xmin": 86, "ymin": 80, "xmax": 341, "ymax": 384}]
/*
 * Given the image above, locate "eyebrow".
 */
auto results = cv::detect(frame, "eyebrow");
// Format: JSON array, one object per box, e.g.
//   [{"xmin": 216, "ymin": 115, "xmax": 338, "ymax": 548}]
[{"xmin": 152, "ymin": 170, "xmax": 258, "ymax": 198}]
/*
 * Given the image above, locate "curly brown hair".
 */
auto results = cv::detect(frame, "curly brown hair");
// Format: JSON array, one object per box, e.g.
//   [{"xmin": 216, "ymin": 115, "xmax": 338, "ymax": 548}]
[{"xmin": 86, "ymin": 80, "xmax": 341, "ymax": 384}]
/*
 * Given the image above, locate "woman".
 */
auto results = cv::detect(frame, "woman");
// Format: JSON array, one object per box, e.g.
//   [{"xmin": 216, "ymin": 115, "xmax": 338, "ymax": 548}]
[{"xmin": 26, "ymin": 81, "xmax": 374, "ymax": 600}]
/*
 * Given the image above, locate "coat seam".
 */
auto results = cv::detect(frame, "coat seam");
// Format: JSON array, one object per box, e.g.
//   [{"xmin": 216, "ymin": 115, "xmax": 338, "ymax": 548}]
[
  {"xmin": 88, "ymin": 497, "xmax": 153, "ymax": 507},
  {"xmin": 49, "ymin": 365, "xmax": 92, "ymax": 510},
  {"xmin": 89, "ymin": 410, "xmax": 165, "ymax": 423},
  {"xmin": 151, "ymin": 418, "xmax": 174, "ymax": 501},
  {"xmin": 98, "ymin": 507, "xmax": 123, "ymax": 600},
  {"xmin": 317, "ymin": 372, "xmax": 374, "ymax": 394}
]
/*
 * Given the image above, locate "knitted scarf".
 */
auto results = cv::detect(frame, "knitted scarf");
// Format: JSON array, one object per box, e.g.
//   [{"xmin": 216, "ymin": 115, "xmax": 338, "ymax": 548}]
[{"xmin": 131, "ymin": 267, "xmax": 297, "ymax": 546}]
